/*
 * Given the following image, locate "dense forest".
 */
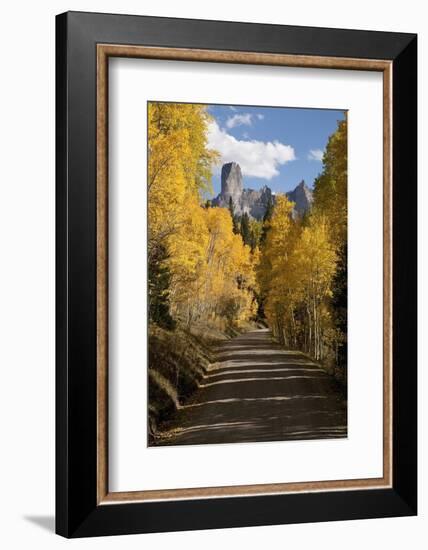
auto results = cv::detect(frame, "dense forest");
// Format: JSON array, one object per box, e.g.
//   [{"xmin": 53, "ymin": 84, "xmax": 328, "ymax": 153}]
[
  {"xmin": 148, "ymin": 102, "xmax": 347, "ymax": 433},
  {"xmin": 148, "ymin": 103, "xmax": 257, "ymax": 331},
  {"xmin": 258, "ymin": 117, "xmax": 347, "ymax": 377}
]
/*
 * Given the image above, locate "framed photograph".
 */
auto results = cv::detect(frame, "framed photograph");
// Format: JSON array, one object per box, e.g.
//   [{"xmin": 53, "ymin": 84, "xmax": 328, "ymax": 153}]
[{"xmin": 56, "ymin": 11, "xmax": 417, "ymax": 537}]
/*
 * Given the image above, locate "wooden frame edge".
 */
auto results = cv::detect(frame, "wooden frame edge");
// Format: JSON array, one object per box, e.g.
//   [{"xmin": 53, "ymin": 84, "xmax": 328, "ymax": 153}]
[
  {"xmin": 98, "ymin": 44, "xmax": 391, "ymax": 71},
  {"xmin": 96, "ymin": 44, "xmax": 393, "ymax": 504},
  {"xmin": 383, "ymin": 62, "xmax": 393, "ymax": 489},
  {"xmin": 97, "ymin": 45, "xmax": 109, "ymax": 503}
]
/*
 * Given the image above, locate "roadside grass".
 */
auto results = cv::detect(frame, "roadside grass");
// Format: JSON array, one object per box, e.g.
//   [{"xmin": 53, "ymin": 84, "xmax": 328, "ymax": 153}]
[{"xmin": 148, "ymin": 321, "xmax": 241, "ymax": 442}]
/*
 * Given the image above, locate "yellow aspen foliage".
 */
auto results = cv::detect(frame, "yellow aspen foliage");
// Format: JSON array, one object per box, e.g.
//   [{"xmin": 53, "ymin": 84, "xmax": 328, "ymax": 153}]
[
  {"xmin": 196, "ymin": 207, "xmax": 255, "ymax": 327},
  {"xmin": 259, "ymin": 195, "xmax": 337, "ymax": 359},
  {"xmin": 167, "ymin": 193, "xmax": 210, "ymax": 323},
  {"xmin": 294, "ymin": 216, "xmax": 337, "ymax": 301},
  {"xmin": 148, "ymin": 102, "xmax": 218, "ymax": 258},
  {"xmin": 290, "ymin": 216, "xmax": 337, "ymax": 359},
  {"xmin": 257, "ymin": 194, "xmax": 294, "ymax": 301},
  {"xmin": 148, "ymin": 102, "xmax": 256, "ymax": 330},
  {"xmin": 257, "ymin": 195, "xmax": 298, "ymax": 344},
  {"xmin": 313, "ymin": 117, "xmax": 347, "ymax": 249},
  {"xmin": 256, "ymin": 116, "xmax": 347, "ymax": 372}
]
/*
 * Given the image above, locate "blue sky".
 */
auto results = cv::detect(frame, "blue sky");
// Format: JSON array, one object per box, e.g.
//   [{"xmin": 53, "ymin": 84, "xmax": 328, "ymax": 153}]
[{"xmin": 206, "ymin": 104, "xmax": 346, "ymax": 197}]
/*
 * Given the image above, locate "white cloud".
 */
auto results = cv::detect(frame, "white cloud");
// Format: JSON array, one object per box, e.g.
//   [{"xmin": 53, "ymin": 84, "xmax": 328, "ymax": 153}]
[
  {"xmin": 207, "ymin": 120, "xmax": 295, "ymax": 180},
  {"xmin": 225, "ymin": 112, "xmax": 265, "ymax": 128},
  {"xmin": 226, "ymin": 113, "xmax": 253, "ymax": 129},
  {"xmin": 308, "ymin": 149, "xmax": 324, "ymax": 161}
]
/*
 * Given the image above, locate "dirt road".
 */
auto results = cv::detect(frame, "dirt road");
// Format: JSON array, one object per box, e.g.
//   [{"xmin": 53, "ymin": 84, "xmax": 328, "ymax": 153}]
[{"xmin": 154, "ymin": 329, "xmax": 347, "ymax": 446}]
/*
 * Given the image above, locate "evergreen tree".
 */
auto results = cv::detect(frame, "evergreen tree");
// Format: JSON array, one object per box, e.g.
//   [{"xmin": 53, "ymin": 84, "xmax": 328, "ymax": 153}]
[
  {"xmin": 263, "ymin": 195, "xmax": 274, "ymax": 223},
  {"xmin": 228, "ymin": 196, "xmax": 234, "ymax": 218},
  {"xmin": 260, "ymin": 195, "xmax": 274, "ymax": 244},
  {"xmin": 240, "ymin": 212, "xmax": 251, "ymax": 246},
  {"xmin": 313, "ymin": 117, "xmax": 347, "ymax": 247},
  {"xmin": 148, "ymin": 245, "xmax": 176, "ymax": 330},
  {"xmin": 249, "ymin": 230, "xmax": 257, "ymax": 253},
  {"xmin": 228, "ymin": 196, "xmax": 240, "ymax": 234}
]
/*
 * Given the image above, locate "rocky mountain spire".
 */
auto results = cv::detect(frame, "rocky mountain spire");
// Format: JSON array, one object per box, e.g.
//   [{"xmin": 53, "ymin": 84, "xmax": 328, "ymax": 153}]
[
  {"xmin": 220, "ymin": 162, "xmax": 243, "ymax": 208},
  {"xmin": 212, "ymin": 163, "xmax": 313, "ymax": 220}
]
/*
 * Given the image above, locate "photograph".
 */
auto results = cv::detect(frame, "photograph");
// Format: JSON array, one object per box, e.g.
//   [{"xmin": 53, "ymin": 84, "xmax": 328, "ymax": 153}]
[
  {"xmin": 148, "ymin": 101, "xmax": 348, "ymax": 446},
  {"xmin": 0, "ymin": 1, "xmax": 420, "ymax": 544}
]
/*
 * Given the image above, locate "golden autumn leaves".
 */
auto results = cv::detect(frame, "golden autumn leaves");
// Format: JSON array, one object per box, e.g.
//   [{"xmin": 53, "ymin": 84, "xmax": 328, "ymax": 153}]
[
  {"xmin": 258, "ymin": 199, "xmax": 339, "ymax": 360},
  {"xmin": 258, "ymin": 118, "xmax": 347, "ymax": 365},
  {"xmin": 148, "ymin": 103, "xmax": 256, "ymax": 328}
]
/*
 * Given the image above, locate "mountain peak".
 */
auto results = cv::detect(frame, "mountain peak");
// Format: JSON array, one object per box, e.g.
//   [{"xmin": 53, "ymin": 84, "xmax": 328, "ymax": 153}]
[
  {"xmin": 286, "ymin": 180, "xmax": 313, "ymax": 217},
  {"xmin": 212, "ymin": 162, "xmax": 313, "ymax": 220},
  {"xmin": 220, "ymin": 162, "xmax": 243, "ymax": 204}
]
